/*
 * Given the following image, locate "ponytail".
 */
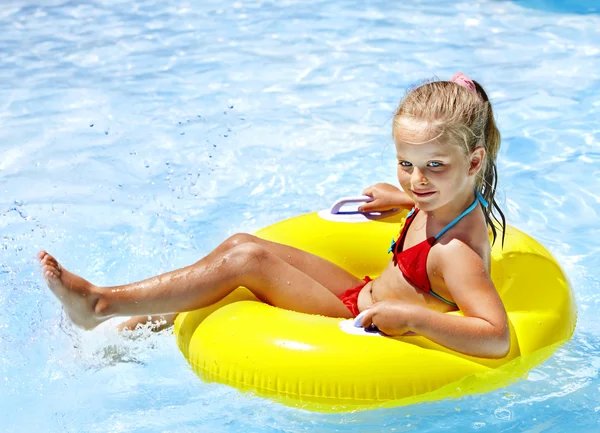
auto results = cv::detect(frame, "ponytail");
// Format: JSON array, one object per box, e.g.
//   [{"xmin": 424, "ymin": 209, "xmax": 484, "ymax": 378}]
[{"xmin": 473, "ymin": 80, "xmax": 506, "ymax": 246}]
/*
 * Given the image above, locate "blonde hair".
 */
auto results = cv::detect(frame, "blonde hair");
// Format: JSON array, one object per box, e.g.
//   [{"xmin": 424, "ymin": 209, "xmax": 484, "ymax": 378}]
[{"xmin": 393, "ymin": 78, "xmax": 506, "ymax": 245}]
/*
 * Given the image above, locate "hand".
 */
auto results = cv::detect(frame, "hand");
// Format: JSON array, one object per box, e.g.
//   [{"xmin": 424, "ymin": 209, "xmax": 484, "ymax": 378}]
[
  {"xmin": 360, "ymin": 300, "xmax": 414, "ymax": 336},
  {"xmin": 359, "ymin": 183, "xmax": 413, "ymax": 213}
]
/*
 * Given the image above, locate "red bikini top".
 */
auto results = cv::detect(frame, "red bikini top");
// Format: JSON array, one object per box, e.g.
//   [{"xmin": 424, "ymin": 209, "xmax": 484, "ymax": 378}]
[
  {"xmin": 391, "ymin": 208, "xmax": 435, "ymax": 293},
  {"xmin": 389, "ymin": 192, "xmax": 487, "ymax": 306}
]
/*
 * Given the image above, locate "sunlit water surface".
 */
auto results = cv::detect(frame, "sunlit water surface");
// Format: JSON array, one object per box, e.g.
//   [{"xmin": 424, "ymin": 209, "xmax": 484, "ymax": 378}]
[{"xmin": 1, "ymin": 0, "xmax": 599, "ymax": 431}]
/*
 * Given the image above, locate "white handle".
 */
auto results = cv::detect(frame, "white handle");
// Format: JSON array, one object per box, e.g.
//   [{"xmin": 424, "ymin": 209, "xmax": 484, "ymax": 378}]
[
  {"xmin": 329, "ymin": 196, "xmax": 373, "ymax": 214},
  {"xmin": 353, "ymin": 309, "xmax": 382, "ymax": 334},
  {"xmin": 353, "ymin": 309, "xmax": 370, "ymax": 327},
  {"xmin": 329, "ymin": 195, "xmax": 398, "ymax": 216}
]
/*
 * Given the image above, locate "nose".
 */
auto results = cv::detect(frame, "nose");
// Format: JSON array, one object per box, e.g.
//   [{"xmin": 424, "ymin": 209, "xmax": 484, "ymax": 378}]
[{"xmin": 411, "ymin": 166, "xmax": 428, "ymax": 185}]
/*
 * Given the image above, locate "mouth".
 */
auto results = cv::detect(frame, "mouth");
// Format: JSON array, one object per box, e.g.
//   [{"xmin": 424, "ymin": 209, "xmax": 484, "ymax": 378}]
[{"xmin": 411, "ymin": 190, "xmax": 436, "ymax": 198}]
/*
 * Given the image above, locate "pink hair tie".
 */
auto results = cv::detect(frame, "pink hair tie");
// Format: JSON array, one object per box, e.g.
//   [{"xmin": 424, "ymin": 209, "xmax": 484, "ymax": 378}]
[{"xmin": 450, "ymin": 72, "xmax": 477, "ymax": 92}]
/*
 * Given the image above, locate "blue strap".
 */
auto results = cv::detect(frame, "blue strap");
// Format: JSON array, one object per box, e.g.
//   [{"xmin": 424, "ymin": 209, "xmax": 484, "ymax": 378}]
[
  {"xmin": 475, "ymin": 189, "xmax": 488, "ymax": 207},
  {"xmin": 388, "ymin": 206, "xmax": 416, "ymax": 254},
  {"xmin": 434, "ymin": 191, "xmax": 487, "ymax": 241},
  {"xmin": 388, "ymin": 238, "xmax": 396, "ymax": 254},
  {"xmin": 430, "ymin": 289, "xmax": 458, "ymax": 307}
]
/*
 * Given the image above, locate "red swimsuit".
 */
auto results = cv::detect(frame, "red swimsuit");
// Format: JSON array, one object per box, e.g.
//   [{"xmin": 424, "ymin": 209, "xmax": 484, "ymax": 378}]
[
  {"xmin": 339, "ymin": 192, "xmax": 486, "ymax": 316},
  {"xmin": 338, "ymin": 276, "xmax": 372, "ymax": 317}
]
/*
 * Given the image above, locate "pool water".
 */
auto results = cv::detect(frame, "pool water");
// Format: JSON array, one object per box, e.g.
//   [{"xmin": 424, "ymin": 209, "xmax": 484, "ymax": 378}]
[{"xmin": 1, "ymin": 0, "xmax": 599, "ymax": 431}]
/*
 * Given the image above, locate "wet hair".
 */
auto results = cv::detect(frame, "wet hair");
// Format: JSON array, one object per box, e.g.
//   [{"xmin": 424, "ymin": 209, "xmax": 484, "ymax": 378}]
[{"xmin": 392, "ymin": 78, "xmax": 506, "ymax": 245}]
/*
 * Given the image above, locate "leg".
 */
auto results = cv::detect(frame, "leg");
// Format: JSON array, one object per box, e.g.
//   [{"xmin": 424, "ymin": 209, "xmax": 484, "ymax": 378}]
[
  {"xmin": 39, "ymin": 242, "xmax": 354, "ymax": 330},
  {"xmin": 210, "ymin": 233, "xmax": 364, "ymax": 296},
  {"xmin": 118, "ymin": 233, "xmax": 363, "ymax": 331}
]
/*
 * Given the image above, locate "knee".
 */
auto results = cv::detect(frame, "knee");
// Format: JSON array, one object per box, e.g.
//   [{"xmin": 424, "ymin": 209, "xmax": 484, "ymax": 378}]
[
  {"xmin": 226, "ymin": 242, "xmax": 271, "ymax": 273},
  {"xmin": 221, "ymin": 233, "xmax": 258, "ymax": 251}
]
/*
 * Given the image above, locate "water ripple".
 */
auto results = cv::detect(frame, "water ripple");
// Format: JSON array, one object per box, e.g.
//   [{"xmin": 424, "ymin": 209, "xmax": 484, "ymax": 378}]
[{"xmin": 1, "ymin": 0, "xmax": 599, "ymax": 431}]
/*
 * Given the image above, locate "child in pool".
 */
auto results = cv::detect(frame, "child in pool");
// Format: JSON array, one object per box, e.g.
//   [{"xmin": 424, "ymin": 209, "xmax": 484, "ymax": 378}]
[{"xmin": 38, "ymin": 72, "xmax": 510, "ymax": 358}]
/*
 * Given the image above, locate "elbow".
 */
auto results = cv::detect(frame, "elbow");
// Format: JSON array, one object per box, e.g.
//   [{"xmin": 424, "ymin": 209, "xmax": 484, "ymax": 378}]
[
  {"xmin": 486, "ymin": 323, "xmax": 511, "ymax": 359},
  {"xmin": 488, "ymin": 336, "xmax": 510, "ymax": 359}
]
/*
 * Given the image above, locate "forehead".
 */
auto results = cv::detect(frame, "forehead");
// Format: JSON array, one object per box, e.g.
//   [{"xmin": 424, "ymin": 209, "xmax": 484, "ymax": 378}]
[
  {"xmin": 393, "ymin": 117, "xmax": 455, "ymax": 157},
  {"xmin": 393, "ymin": 117, "xmax": 439, "ymax": 145}
]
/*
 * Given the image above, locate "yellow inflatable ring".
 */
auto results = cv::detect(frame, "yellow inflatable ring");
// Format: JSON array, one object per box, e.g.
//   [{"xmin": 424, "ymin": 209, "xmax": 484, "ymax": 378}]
[{"xmin": 174, "ymin": 205, "xmax": 576, "ymax": 412}]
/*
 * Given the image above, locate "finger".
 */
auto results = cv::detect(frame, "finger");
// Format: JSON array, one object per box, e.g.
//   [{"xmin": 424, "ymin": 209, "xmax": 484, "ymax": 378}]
[
  {"xmin": 362, "ymin": 186, "xmax": 375, "ymax": 196},
  {"xmin": 360, "ymin": 309, "xmax": 375, "ymax": 327},
  {"xmin": 365, "ymin": 323, "xmax": 381, "ymax": 333},
  {"xmin": 358, "ymin": 201, "xmax": 379, "ymax": 213}
]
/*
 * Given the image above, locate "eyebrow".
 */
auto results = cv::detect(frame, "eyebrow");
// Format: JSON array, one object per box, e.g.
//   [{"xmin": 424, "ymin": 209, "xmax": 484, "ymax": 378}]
[{"xmin": 396, "ymin": 153, "xmax": 449, "ymax": 159}]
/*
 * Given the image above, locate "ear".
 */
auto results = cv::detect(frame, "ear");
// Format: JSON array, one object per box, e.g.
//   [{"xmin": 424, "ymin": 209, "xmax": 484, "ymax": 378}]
[{"xmin": 468, "ymin": 146, "xmax": 485, "ymax": 176}]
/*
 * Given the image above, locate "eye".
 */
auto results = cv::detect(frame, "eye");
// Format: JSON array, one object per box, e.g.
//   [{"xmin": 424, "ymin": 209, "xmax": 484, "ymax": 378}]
[
  {"xmin": 427, "ymin": 161, "xmax": 443, "ymax": 168},
  {"xmin": 398, "ymin": 160, "xmax": 412, "ymax": 167}
]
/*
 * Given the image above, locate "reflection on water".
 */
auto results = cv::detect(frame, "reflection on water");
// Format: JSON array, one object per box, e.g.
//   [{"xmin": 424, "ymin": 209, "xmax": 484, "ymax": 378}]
[{"xmin": 1, "ymin": 0, "xmax": 599, "ymax": 431}]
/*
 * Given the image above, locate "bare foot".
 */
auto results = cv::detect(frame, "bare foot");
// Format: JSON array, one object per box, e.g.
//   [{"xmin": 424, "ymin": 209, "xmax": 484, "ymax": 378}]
[{"xmin": 38, "ymin": 250, "xmax": 104, "ymax": 330}]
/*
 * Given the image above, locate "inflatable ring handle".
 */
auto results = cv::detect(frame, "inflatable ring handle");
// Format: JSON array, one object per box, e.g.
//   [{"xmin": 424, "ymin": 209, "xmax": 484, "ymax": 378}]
[
  {"xmin": 353, "ymin": 309, "xmax": 382, "ymax": 333},
  {"xmin": 329, "ymin": 196, "xmax": 398, "ymax": 216}
]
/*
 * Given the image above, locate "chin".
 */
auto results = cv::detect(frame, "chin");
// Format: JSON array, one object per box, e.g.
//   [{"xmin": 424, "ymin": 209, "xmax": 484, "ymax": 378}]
[
  {"xmin": 411, "ymin": 194, "xmax": 439, "ymax": 210},
  {"xmin": 415, "ymin": 202, "xmax": 436, "ymax": 212}
]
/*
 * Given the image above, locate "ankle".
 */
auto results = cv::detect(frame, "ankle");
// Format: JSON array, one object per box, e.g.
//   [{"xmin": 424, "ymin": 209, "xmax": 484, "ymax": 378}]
[{"xmin": 92, "ymin": 287, "xmax": 113, "ymax": 318}]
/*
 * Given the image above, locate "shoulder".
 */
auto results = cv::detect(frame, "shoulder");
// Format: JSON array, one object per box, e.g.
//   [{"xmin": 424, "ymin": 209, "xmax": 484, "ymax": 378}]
[
  {"xmin": 432, "ymin": 238, "xmax": 487, "ymax": 273},
  {"xmin": 430, "ymin": 212, "xmax": 491, "ymax": 273},
  {"xmin": 429, "ymin": 234, "xmax": 496, "ymax": 307}
]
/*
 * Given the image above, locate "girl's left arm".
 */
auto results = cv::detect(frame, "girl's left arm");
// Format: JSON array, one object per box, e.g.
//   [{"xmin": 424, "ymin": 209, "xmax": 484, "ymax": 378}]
[{"xmin": 361, "ymin": 240, "xmax": 510, "ymax": 358}]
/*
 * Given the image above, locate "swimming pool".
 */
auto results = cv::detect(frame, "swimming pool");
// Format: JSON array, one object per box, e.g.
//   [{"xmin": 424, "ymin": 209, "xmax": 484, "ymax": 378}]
[{"xmin": 1, "ymin": 0, "xmax": 599, "ymax": 431}]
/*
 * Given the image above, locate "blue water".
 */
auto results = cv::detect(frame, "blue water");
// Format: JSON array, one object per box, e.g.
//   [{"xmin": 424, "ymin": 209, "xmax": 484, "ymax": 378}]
[{"xmin": 1, "ymin": 0, "xmax": 599, "ymax": 431}]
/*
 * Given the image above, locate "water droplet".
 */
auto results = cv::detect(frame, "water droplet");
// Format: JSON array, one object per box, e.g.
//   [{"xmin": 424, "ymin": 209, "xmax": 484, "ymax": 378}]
[{"xmin": 494, "ymin": 408, "xmax": 511, "ymax": 421}]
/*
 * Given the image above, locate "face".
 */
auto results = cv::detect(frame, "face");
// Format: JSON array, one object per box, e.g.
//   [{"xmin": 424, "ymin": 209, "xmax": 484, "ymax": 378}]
[{"xmin": 394, "ymin": 118, "xmax": 483, "ymax": 212}]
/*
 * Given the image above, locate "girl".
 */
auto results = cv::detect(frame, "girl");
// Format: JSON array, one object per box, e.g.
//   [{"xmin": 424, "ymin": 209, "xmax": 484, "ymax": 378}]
[{"xmin": 38, "ymin": 72, "xmax": 510, "ymax": 359}]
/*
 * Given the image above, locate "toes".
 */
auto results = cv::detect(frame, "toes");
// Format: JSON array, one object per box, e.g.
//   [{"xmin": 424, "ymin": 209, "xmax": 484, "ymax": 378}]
[
  {"xmin": 41, "ymin": 254, "xmax": 58, "ymax": 267},
  {"xmin": 43, "ymin": 264, "xmax": 59, "ymax": 279},
  {"xmin": 40, "ymin": 252, "xmax": 62, "ymax": 284}
]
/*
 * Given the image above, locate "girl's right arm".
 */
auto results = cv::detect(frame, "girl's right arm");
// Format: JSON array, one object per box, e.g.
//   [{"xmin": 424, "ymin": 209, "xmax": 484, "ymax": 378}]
[{"xmin": 359, "ymin": 183, "xmax": 414, "ymax": 213}]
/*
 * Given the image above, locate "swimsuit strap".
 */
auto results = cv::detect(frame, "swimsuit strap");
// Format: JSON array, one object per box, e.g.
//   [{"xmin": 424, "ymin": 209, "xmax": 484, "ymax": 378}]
[
  {"xmin": 429, "ymin": 289, "xmax": 458, "ymax": 307},
  {"xmin": 434, "ymin": 190, "xmax": 488, "ymax": 241}
]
